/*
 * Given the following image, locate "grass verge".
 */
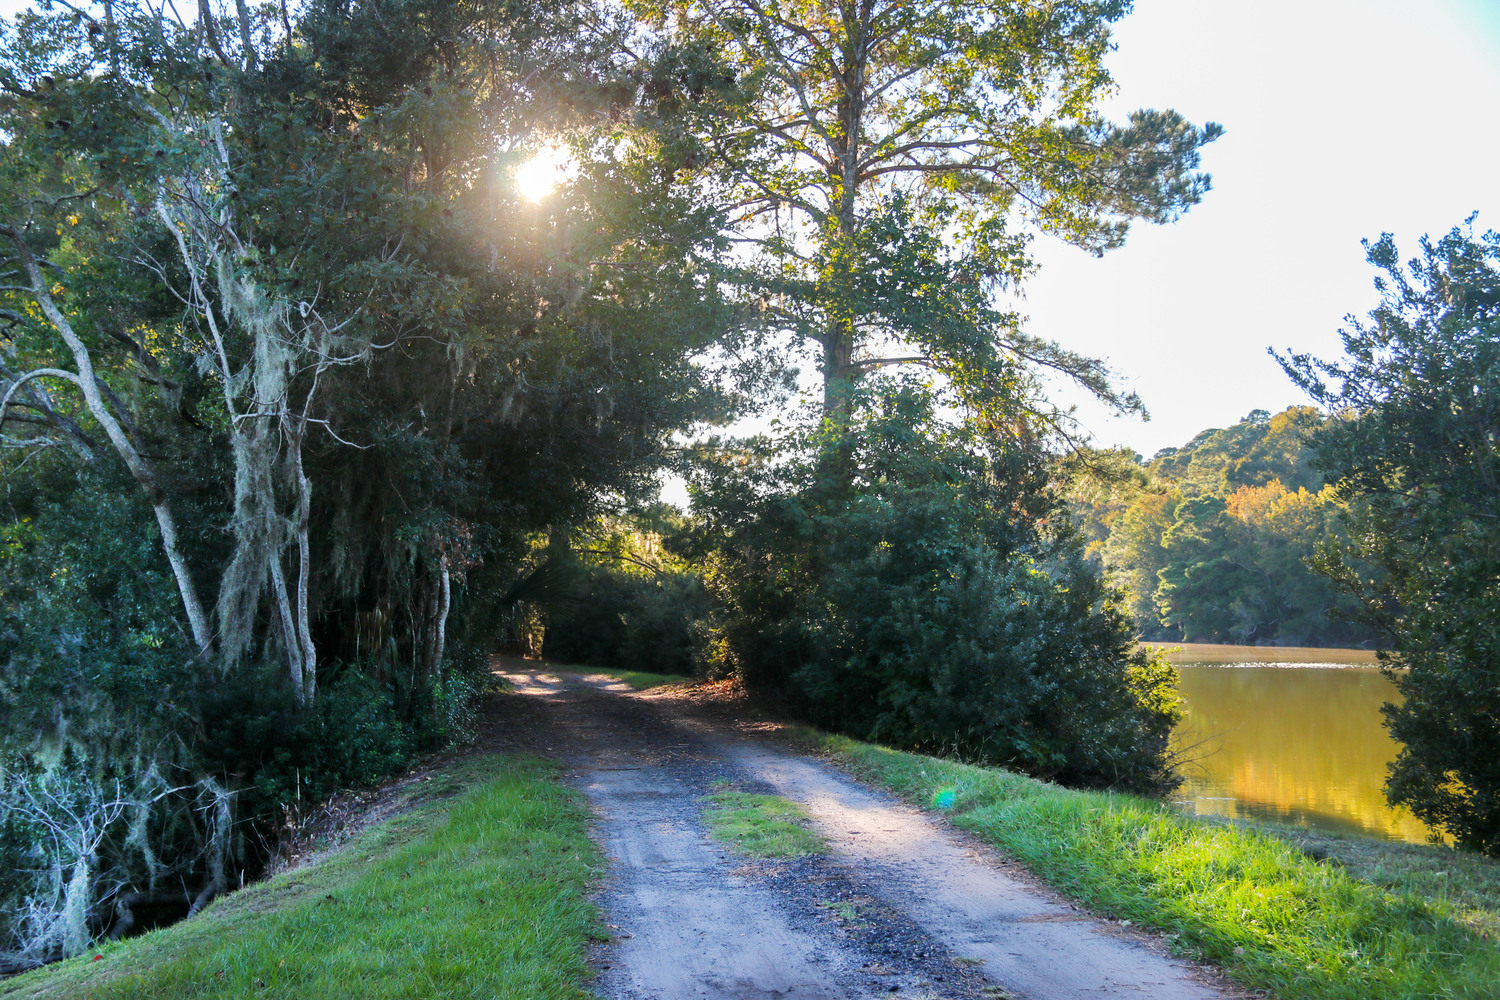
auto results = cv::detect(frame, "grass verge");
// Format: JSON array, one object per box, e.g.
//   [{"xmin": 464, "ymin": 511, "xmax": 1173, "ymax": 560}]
[
  {"xmin": 534, "ymin": 659, "xmax": 693, "ymax": 691},
  {"xmin": 1258, "ymin": 824, "xmax": 1500, "ymax": 941},
  {"xmin": 702, "ymin": 788, "xmax": 826, "ymax": 857},
  {"xmin": 601, "ymin": 669, "xmax": 694, "ymax": 691},
  {"xmin": 816, "ymin": 733, "xmax": 1500, "ymax": 1000},
  {"xmin": 1, "ymin": 755, "xmax": 602, "ymax": 1000}
]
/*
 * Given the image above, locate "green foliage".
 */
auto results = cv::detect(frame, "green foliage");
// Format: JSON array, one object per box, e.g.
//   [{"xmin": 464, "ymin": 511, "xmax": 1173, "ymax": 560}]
[
  {"xmin": 0, "ymin": 453, "xmax": 467, "ymax": 962},
  {"xmin": 1278, "ymin": 218, "xmax": 1500, "ymax": 854},
  {"xmin": 691, "ymin": 381, "xmax": 1180, "ymax": 792},
  {"xmin": 618, "ymin": 0, "xmax": 1217, "ymax": 797},
  {"xmin": 0, "ymin": 0, "xmax": 731, "ymax": 959},
  {"xmin": 539, "ymin": 517, "xmax": 709, "ymax": 679},
  {"xmin": 0, "ymin": 458, "xmax": 206, "ymax": 965},
  {"xmin": 1068, "ymin": 408, "xmax": 1377, "ymax": 646},
  {"xmin": 635, "ymin": 0, "xmax": 1219, "ymax": 443},
  {"xmin": 190, "ymin": 670, "xmax": 416, "ymax": 815},
  {"xmin": 1151, "ymin": 406, "xmax": 1328, "ymax": 495},
  {"xmin": 0, "ymin": 461, "xmax": 198, "ymax": 767}
]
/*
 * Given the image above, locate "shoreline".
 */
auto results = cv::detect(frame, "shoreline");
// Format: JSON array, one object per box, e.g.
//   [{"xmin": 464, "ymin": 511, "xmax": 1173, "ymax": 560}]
[{"xmin": 1146, "ymin": 642, "xmax": 1380, "ymax": 665}]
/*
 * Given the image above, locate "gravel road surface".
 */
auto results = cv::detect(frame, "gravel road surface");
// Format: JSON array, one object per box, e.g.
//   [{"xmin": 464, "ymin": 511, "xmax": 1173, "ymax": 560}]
[{"xmin": 495, "ymin": 669, "xmax": 1243, "ymax": 1000}]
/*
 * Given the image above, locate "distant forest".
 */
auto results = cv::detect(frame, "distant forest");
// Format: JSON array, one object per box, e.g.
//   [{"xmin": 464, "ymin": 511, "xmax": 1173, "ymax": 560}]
[{"xmin": 1069, "ymin": 406, "xmax": 1379, "ymax": 648}]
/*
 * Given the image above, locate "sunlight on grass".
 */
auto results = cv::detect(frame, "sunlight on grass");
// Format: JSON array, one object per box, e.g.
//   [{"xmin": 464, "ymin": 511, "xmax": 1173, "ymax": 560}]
[
  {"xmin": 537, "ymin": 659, "xmax": 693, "ymax": 691},
  {"xmin": 606, "ymin": 669, "xmax": 694, "ymax": 691},
  {"xmin": 820, "ymin": 734, "xmax": 1500, "ymax": 1000},
  {"xmin": 0, "ymin": 756, "xmax": 602, "ymax": 1000},
  {"xmin": 702, "ymin": 790, "xmax": 826, "ymax": 857}
]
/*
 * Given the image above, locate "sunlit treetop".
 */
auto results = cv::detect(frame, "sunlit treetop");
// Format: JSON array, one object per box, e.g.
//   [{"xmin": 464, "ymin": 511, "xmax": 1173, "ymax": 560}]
[{"xmin": 630, "ymin": 0, "xmax": 1220, "ymax": 447}]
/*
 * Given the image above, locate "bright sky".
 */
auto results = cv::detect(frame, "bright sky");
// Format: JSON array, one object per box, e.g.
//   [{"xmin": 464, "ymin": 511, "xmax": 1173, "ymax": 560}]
[{"xmin": 1028, "ymin": 0, "xmax": 1500, "ymax": 457}]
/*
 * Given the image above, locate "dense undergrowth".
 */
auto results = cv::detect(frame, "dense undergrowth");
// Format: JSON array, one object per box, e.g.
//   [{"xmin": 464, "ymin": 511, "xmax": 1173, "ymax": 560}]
[
  {"xmin": 0, "ymin": 755, "xmax": 601, "ymax": 1000},
  {"xmin": 0, "ymin": 465, "xmax": 489, "ymax": 967},
  {"xmin": 821, "ymin": 734, "xmax": 1500, "ymax": 1000}
]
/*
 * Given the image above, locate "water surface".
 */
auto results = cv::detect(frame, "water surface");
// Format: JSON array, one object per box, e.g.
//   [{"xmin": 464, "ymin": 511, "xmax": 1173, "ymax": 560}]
[{"xmin": 1155, "ymin": 644, "xmax": 1435, "ymax": 843}]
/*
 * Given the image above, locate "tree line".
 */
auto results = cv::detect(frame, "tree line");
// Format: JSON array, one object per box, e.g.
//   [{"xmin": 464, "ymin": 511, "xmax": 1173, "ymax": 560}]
[
  {"xmin": 1067, "ymin": 405, "xmax": 1379, "ymax": 648},
  {"xmin": 1068, "ymin": 219, "xmax": 1500, "ymax": 854}
]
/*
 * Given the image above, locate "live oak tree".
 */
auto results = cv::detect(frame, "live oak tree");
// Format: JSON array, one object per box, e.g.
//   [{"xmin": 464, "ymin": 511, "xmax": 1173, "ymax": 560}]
[
  {"xmin": 0, "ymin": 0, "xmax": 725, "ymax": 699},
  {"xmin": 0, "ymin": 0, "xmax": 730, "ymax": 960},
  {"xmin": 0, "ymin": 1, "xmax": 402, "ymax": 700},
  {"xmin": 636, "ymin": 0, "xmax": 1221, "ymax": 455},
  {"xmin": 284, "ymin": 0, "xmax": 738, "ymax": 704},
  {"xmin": 1279, "ymin": 219, "xmax": 1500, "ymax": 854}
]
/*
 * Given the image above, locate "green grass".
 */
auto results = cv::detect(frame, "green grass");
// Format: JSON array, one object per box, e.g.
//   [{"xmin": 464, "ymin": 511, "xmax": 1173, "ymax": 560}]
[
  {"xmin": 816, "ymin": 733, "xmax": 1500, "ymax": 1000},
  {"xmin": 817, "ymin": 899, "xmax": 863, "ymax": 923},
  {"xmin": 701, "ymin": 789, "xmax": 826, "ymax": 857},
  {"xmin": 537, "ymin": 660, "xmax": 693, "ymax": 691},
  {"xmin": 1253, "ymin": 824, "xmax": 1500, "ymax": 940},
  {"xmin": 1, "ymin": 755, "xmax": 602, "ymax": 1000},
  {"xmin": 602, "ymin": 669, "xmax": 694, "ymax": 691}
]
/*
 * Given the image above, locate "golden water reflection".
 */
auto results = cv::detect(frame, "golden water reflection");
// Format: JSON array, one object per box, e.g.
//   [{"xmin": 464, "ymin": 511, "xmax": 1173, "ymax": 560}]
[{"xmin": 1168, "ymin": 655, "xmax": 1437, "ymax": 844}]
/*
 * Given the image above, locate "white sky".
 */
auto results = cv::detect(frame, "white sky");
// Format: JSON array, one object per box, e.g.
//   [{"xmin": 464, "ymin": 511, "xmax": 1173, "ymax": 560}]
[{"xmin": 1028, "ymin": 0, "xmax": 1500, "ymax": 457}]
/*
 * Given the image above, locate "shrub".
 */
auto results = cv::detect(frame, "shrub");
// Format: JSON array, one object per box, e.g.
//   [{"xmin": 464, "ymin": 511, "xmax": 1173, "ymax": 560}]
[
  {"xmin": 798, "ymin": 513, "xmax": 1180, "ymax": 792},
  {"xmin": 541, "ymin": 557, "xmax": 707, "ymax": 678},
  {"xmin": 1279, "ymin": 220, "xmax": 1500, "ymax": 852},
  {"xmin": 690, "ymin": 381, "xmax": 1182, "ymax": 793}
]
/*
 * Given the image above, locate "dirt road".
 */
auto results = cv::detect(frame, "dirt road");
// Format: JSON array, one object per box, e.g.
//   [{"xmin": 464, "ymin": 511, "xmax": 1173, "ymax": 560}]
[{"xmin": 497, "ymin": 670, "xmax": 1241, "ymax": 1000}]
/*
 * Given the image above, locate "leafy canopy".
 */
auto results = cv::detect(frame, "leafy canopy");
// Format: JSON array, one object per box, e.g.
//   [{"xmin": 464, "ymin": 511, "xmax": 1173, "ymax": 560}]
[{"xmin": 635, "ymin": 0, "xmax": 1221, "ymax": 435}]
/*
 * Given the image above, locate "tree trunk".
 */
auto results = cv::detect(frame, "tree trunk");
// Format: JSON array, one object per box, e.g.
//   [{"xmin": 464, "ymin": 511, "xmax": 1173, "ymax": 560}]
[
  {"xmin": 290, "ymin": 427, "xmax": 317, "ymax": 704},
  {"xmin": 431, "ymin": 562, "xmax": 451, "ymax": 683},
  {"xmin": 269, "ymin": 555, "xmax": 304, "ymax": 703},
  {"xmin": 0, "ymin": 227, "xmax": 215, "ymax": 657},
  {"xmin": 814, "ymin": 4, "xmax": 870, "ymax": 491}
]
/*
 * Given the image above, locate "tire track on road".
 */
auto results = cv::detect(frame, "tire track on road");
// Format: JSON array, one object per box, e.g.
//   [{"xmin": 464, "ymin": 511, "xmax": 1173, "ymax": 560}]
[{"xmin": 499, "ymin": 671, "xmax": 1240, "ymax": 1000}]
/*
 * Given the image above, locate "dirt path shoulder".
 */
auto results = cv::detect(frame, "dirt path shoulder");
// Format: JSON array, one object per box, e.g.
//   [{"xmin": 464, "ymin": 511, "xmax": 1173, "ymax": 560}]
[{"xmin": 498, "ymin": 669, "xmax": 1246, "ymax": 1000}]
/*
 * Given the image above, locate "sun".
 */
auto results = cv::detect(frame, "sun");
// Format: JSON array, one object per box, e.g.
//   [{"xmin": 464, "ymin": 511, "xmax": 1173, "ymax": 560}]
[{"xmin": 513, "ymin": 146, "xmax": 572, "ymax": 202}]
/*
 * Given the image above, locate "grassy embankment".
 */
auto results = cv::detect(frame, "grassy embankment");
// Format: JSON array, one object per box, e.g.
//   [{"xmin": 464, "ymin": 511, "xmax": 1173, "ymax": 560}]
[
  {"xmin": 818, "ymin": 733, "xmax": 1499, "ymax": 1000},
  {"xmin": 0, "ymin": 756, "xmax": 602, "ymax": 1000}
]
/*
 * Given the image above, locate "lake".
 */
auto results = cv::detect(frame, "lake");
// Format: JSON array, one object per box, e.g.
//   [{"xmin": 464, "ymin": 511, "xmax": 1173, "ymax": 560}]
[{"xmin": 1153, "ymin": 643, "xmax": 1436, "ymax": 844}]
